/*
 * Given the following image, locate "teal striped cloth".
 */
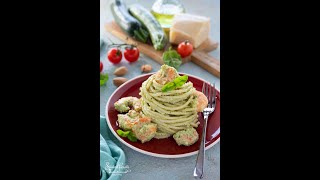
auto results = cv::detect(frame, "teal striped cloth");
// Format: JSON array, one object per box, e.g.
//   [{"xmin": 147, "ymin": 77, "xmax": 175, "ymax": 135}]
[{"xmin": 100, "ymin": 116, "xmax": 126, "ymax": 180}]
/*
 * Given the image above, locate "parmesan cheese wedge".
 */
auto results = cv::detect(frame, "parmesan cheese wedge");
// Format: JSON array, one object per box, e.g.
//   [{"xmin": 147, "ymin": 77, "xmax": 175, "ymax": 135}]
[{"xmin": 169, "ymin": 13, "xmax": 210, "ymax": 48}]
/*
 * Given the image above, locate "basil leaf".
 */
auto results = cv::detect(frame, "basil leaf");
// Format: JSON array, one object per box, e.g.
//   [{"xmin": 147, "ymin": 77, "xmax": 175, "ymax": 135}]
[
  {"xmin": 127, "ymin": 132, "xmax": 138, "ymax": 142},
  {"xmin": 100, "ymin": 73, "xmax": 109, "ymax": 86},
  {"xmin": 173, "ymin": 75, "xmax": 188, "ymax": 87},
  {"xmin": 116, "ymin": 129, "xmax": 124, "ymax": 136},
  {"xmin": 117, "ymin": 129, "xmax": 137, "ymax": 142},
  {"xmin": 162, "ymin": 75, "xmax": 188, "ymax": 92},
  {"xmin": 161, "ymin": 82, "xmax": 175, "ymax": 92},
  {"xmin": 116, "ymin": 129, "xmax": 130, "ymax": 137},
  {"xmin": 162, "ymin": 49, "xmax": 182, "ymax": 70}
]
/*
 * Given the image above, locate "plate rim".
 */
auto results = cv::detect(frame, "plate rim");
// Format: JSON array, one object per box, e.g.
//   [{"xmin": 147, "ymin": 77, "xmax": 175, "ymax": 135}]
[{"xmin": 105, "ymin": 72, "xmax": 220, "ymax": 158}]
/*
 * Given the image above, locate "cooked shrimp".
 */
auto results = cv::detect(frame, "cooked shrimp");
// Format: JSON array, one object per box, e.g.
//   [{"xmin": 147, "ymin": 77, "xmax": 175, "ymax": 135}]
[
  {"xmin": 132, "ymin": 116, "xmax": 157, "ymax": 143},
  {"xmin": 117, "ymin": 114, "xmax": 139, "ymax": 131},
  {"xmin": 173, "ymin": 127, "xmax": 199, "ymax": 146},
  {"xmin": 127, "ymin": 110, "xmax": 141, "ymax": 118},
  {"xmin": 114, "ymin": 97, "xmax": 141, "ymax": 113},
  {"xmin": 165, "ymin": 68, "xmax": 177, "ymax": 82},
  {"xmin": 137, "ymin": 117, "xmax": 151, "ymax": 124},
  {"xmin": 155, "ymin": 65, "xmax": 178, "ymax": 85},
  {"xmin": 117, "ymin": 111, "xmax": 150, "ymax": 131},
  {"xmin": 194, "ymin": 90, "xmax": 208, "ymax": 112}
]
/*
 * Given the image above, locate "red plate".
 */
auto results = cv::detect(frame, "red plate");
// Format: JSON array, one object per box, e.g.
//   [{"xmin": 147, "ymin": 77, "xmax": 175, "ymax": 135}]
[{"xmin": 106, "ymin": 73, "xmax": 220, "ymax": 158}]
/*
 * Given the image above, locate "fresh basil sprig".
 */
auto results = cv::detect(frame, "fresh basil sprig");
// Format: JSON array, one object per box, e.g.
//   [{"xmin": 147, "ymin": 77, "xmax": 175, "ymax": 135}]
[
  {"xmin": 162, "ymin": 47, "xmax": 182, "ymax": 70},
  {"xmin": 161, "ymin": 75, "xmax": 188, "ymax": 92},
  {"xmin": 116, "ymin": 129, "xmax": 137, "ymax": 142},
  {"xmin": 100, "ymin": 73, "xmax": 109, "ymax": 86}
]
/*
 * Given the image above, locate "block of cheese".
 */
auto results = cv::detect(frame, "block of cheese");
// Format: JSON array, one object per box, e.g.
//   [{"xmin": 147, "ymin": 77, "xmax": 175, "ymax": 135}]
[{"xmin": 169, "ymin": 13, "xmax": 210, "ymax": 48}]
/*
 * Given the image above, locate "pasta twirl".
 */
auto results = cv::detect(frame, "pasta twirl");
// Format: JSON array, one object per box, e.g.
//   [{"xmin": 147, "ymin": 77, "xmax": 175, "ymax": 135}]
[{"xmin": 139, "ymin": 65, "xmax": 200, "ymax": 139}]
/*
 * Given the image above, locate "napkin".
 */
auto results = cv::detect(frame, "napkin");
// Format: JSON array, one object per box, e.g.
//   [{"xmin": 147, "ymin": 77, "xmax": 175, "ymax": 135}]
[{"xmin": 100, "ymin": 116, "xmax": 126, "ymax": 180}]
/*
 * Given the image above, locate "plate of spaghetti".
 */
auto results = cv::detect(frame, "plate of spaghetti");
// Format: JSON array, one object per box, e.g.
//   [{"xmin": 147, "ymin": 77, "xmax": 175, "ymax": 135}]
[{"xmin": 106, "ymin": 65, "xmax": 220, "ymax": 158}]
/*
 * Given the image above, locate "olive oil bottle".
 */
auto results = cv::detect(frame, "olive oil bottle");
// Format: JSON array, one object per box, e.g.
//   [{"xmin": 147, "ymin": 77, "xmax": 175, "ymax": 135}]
[{"xmin": 151, "ymin": 0, "xmax": 185, "ymax": 33}]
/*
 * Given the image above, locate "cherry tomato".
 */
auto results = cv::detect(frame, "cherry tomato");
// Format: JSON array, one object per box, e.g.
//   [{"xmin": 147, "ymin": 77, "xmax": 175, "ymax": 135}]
[
  {"xmin": 107, "ymin": 48, "xmax": 122, "ymax": 64},
  {"xmin": 124, "ymin": 46, "xmax": 139, "ymax": 63},
  {"xmin": 100, "ymin": 62, "xmax": 103, "ymax": 72},
  {"xmin": 177, "ymin": 40, "xmax": 193, "ymax": 58}
]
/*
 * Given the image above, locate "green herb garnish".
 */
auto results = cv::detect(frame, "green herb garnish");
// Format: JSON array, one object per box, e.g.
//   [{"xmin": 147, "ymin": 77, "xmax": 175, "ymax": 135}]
[
  {"xmin": 161, "ymin": 75, "xmax": 188, "ymax": 92},
  {"xmin": 127, "ymin": 134, "xmax": 138, "ymax": 142},
  {"xmin": 100, "ymin": 73, "xmax": 109, "ymax": 86},
  {"xmin": 116, "ymin": 129, "xmax": 137, "ymax": 142},
  {"xmin": 162, "ymin": 47, "xmax": 182, "ymax": 70}
]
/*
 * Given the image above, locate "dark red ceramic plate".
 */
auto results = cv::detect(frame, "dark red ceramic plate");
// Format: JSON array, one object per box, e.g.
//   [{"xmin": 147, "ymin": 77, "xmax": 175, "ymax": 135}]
[{"xmin": 106, "ymin": 73, "xmax": 220, "ymax": 158}]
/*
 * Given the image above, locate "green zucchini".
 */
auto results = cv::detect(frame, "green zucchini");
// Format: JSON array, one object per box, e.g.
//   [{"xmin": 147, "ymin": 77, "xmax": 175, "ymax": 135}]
[
  {"xmin": 128, "ymin": 4, "xmax": 168, "ymax": 50},
  {"xmin": 110, "ymin": 0, "xmax": 149, "ymax": 43}
]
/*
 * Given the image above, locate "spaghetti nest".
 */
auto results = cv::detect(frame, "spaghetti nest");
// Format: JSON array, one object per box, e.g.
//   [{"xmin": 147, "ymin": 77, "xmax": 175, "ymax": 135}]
[{"xmin": 139, "ymin": 65, "xmax": 199, "ymax": 139}]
